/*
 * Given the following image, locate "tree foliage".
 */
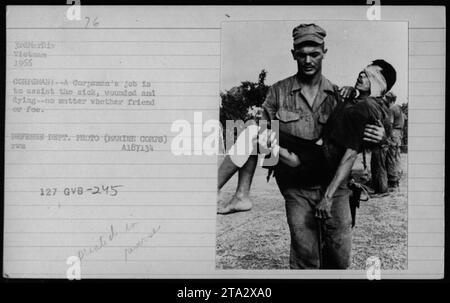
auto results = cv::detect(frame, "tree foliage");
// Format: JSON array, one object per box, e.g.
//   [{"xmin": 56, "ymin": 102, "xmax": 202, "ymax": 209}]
[
  {"xmin": 219, "ymin": 69, "xmax": 269, "ymax": 125},
  {"xmin": 219, "ymin": 70, "xmax": 269, "ymax": 149}
]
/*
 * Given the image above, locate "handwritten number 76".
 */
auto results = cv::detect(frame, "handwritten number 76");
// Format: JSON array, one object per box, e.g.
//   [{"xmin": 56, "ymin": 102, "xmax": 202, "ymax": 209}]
[{"xmin": 85, "ymin": 16, "xmax": 99, "ymax": 28}]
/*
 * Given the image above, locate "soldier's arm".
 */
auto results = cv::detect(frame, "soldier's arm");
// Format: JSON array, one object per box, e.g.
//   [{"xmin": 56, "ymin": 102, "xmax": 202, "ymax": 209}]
[
  {"xmin": 261, "ymin": 86, "xmax": 278, "ymax": 121},
  {"xmin": 261, "ymin": 85, "xmax": 298, "ymax": 164},
  {"xmin": 277, "ymin": 146, "xmax": 301, "ymax": 167},
  {"xmin": 261, "ymin": 130, "xmax": 301, "ymax": 167},
  {"xmin": 262, "ymin": 85, "xmax": 307, "ymax": 167}
]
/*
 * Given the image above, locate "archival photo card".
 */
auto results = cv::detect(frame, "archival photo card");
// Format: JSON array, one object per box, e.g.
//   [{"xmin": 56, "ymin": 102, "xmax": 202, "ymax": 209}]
[
  {"xmin": 3, "ymin": 5, "xmax": 445, "ymax": 280},
  {"xmin": 217, "ymin": 20, "xmax": 409, "ymax": 272}
]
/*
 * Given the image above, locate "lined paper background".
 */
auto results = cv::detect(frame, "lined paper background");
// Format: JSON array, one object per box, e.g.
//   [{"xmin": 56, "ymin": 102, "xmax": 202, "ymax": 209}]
[{"xmin": 4, "ymin": 6, "xmax": 445, "ymax": 279}]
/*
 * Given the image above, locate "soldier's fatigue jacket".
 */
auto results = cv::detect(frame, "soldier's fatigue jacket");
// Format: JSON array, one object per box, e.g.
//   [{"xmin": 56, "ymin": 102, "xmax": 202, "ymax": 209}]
[{"xmin": 263, "ymin": 74, "xmax": 339, "ymax": 142}]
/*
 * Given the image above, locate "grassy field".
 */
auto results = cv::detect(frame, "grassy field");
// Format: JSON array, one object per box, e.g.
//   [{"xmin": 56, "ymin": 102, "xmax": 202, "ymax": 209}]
[{"xmin": 216, "ymin": 153, "xmax": 407, "ymax": 270}]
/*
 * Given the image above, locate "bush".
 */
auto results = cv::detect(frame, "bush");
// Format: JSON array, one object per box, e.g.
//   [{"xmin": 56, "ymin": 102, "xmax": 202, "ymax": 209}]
[{"xmin": 219, "ymin": 70, "xmax": 269, "ymax": 149}]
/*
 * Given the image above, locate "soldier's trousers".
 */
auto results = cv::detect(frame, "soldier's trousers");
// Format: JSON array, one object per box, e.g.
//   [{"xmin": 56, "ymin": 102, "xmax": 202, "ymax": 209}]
[
  {"xmin": 370, "ymin": 146, "xmax": 389, "ymax": 193},
  {"xmin": 277, "ymin": 184, "xmax": 352, "ymax": 269},
  {"xmin": 387, "ymin": 129, "xmax": 403, "ymax": 184}
]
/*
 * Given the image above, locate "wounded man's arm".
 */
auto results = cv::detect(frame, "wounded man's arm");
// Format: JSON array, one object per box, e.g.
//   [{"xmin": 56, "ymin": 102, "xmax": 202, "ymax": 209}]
[
  {"xmin": 278, "ymin": 147, "xmax": 301, "ymax": 167},
  {"xmin": 315, "ymin": 148, "xmax": 358, "ymax": 219},
  {"xmin": 324, "ymin": 148, "xmax": 358, "ymax": 200}
]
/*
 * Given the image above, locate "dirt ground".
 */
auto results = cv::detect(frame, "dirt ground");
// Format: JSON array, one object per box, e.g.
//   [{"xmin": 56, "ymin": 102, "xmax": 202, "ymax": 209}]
[{"xmin": 216, "ymin": 153, "xmax": 408, "ymax": 270}]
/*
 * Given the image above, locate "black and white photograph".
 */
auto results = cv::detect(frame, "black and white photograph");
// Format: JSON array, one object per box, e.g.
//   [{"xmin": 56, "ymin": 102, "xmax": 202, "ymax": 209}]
[{"xmin": 216, "ymin": 20, "xmax": 409, "ymax": 270}]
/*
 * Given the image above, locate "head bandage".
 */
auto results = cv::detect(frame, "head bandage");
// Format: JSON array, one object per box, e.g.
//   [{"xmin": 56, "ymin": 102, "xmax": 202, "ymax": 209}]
[{"xmin": 364, "ymin": 65, "xmax": 387, "ymax": 97}]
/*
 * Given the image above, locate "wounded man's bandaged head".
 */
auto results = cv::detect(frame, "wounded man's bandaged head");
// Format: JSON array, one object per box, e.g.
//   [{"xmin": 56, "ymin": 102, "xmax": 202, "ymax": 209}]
[{"xmin": 364, "ymin": 59, "xmax": 397, "ymax": 97}]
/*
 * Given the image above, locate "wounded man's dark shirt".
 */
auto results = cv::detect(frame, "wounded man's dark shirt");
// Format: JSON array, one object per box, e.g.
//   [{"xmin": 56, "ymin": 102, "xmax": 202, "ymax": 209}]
[
  {"xmin": 264, "ymin": 95, "xmax": 390, "ymax": 187},
  {"xmin": 322, "ymin": 96, "xmax": 391, "ymax": 173},
  {"xmin": 265, "ymin": 131, "xmax": 329, "ymax": 187}
]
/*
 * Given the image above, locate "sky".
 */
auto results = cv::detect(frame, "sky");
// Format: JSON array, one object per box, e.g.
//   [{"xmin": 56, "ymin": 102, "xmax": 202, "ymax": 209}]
[{"xmin": 221, "ymin": 20, "xmax": 408, "ymax": 104}]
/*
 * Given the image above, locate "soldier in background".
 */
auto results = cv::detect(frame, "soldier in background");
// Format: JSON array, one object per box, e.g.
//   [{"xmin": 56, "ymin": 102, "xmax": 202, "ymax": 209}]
[{"xmin": 385, "ymin": 92, "xmax": 404, "ymax": 189}]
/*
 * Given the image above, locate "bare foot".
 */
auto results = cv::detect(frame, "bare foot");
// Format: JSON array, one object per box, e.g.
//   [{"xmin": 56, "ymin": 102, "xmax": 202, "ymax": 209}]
[{"xmin": 217, "ymin": 195, "xmax": 252, "ymax": 214}]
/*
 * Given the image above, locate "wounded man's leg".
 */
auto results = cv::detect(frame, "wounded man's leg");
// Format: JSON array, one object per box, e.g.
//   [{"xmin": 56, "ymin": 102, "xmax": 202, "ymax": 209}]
[
  {"xmin": 217, "ymin": 124, "xmax": 259, "ymax": 190},
  {"xmin": 217, "ymin": 155, "xmax": 240, "ymax": 191},
  {"xmin": 217, "ymin": 124, "xmax": 260, "ymax": 214},
  {"xmin": 217, "ymin": 155, "xmax": 258, "ymax": 214}
]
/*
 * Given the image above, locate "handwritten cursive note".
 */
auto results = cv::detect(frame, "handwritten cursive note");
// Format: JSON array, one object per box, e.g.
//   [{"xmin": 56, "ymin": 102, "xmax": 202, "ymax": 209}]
[{"xmin": 124, "ymin": 225, "xmax": 161, "ymax": 261}]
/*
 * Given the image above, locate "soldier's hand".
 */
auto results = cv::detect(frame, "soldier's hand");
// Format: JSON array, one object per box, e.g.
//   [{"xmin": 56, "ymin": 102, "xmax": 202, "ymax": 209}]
[
  {"xmin": 267, "ymin": 130, "xmax": 277, "ymax": 148},
  {"xmin": 339, "ymin": 86, "xmax": 357, "ymax": 99},
  {"xmin": 364, "ymin": 120, "xmax": 386, "ymax": 144},
  {"xmin": 315, "ymin": 196, "xmax": 332, "ymax": 220},
  {"xmin": 256, "ymin": 129, "xmax": 269, "ymax": 153},
  {"xmin": 257, "ymin": 129, "xmax": 278, "ymax": 155}
]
